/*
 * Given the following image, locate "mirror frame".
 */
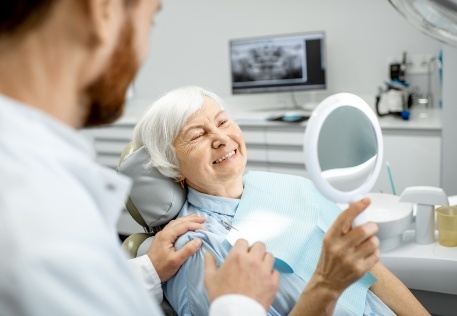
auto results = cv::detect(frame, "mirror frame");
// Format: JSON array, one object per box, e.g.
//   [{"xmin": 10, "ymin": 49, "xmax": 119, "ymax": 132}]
[{"xmin": 304, "ymin": 93, "xmax": 384, "ymax": 205}]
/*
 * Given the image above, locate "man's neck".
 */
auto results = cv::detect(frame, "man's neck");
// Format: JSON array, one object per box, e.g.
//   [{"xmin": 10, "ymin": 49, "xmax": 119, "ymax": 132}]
[{"xmin": 0, "ymin": 34, "xmax": 85, "ymax": 129}]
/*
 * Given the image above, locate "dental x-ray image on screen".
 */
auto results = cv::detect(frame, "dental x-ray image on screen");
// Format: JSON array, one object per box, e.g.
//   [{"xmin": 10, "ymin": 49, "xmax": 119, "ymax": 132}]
[{"xmin": 230, "ymin": 31, "xmax": 326, "ymax": 94}]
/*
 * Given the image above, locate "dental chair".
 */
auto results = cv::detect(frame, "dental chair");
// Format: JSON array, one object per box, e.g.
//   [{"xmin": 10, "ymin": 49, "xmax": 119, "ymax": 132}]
[{"xmin": 117, "ymin": 143, "xmax": 187, "ymax": 315}]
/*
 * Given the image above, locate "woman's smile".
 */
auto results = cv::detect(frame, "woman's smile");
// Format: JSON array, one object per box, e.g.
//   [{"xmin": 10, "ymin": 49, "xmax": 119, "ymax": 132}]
[{"xmin": 213, "ymin": 149, "xmax": 237, "ymax": 164}]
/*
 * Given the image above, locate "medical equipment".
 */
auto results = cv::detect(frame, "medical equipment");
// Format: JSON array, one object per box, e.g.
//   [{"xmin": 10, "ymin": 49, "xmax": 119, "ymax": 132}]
[
  {"xmin": 229, "ymin": 31, "xmax": 326, "ymax": 95},
  {"xmin": 375, "ymin": 80, "xmax": 412, "ymax": 120},
  {"xmin": 399, "ymin": 186, "xmax": 449, "ymax": 244},
  {"xmin": 303, "ymin": 93, "xmax": 384, "ymax": 227},
  {"xmin": 388, "ymin": 0, "xmax": 457, "ymax": 47},
  {"xmin": 363, "ymin": 192, "xmax": 413, "ymax": 252},
  {"xmin": 390, "ymin": 51, "xmax": 407, "ymax": 83}
]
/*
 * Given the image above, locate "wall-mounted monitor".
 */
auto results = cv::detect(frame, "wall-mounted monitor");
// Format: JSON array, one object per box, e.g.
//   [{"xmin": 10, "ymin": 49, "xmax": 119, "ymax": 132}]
[{"xmin": 230, "ymin": 31, "xmax": 326, "ymax": 95}]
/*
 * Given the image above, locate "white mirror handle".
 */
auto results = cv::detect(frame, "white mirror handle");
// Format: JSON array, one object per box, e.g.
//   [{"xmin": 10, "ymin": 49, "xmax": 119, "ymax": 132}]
[
  {"xmin": 352, "ymin": 211, "xmax": 368, "ymax": 228},
  {"xmin": 350, "ymin": 193, "xmax": 366, "ymax": 227}
]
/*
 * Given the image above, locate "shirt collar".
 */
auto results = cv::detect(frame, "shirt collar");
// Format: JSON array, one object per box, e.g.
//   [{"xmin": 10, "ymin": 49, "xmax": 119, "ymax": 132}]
[{"xmin": 187, "ymin": 187, "xmax": 240, "ymax": 216}]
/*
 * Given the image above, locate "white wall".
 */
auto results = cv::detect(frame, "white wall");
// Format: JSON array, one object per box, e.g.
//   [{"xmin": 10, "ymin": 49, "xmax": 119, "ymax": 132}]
[{"xmin": 125, "ymin": 0, "xmax": 442, "ymax": 116}]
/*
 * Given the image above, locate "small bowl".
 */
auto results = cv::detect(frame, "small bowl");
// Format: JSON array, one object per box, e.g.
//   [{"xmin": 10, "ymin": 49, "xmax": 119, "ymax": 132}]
[{"xmin": 365, "ymin": 193, "xmax": 413, "ymax": 252}]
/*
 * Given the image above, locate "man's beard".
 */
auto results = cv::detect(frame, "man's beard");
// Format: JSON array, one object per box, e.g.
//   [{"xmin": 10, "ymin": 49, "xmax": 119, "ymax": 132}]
[{"xmin": 82, "ymin": 19, "xmax": 138, "ymax": 127}]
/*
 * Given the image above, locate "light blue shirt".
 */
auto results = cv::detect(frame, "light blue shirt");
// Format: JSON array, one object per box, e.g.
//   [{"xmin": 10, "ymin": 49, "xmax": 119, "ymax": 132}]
[{"xmin": 164, "ymin": 181, "xmax": 396, "ymax": 316}]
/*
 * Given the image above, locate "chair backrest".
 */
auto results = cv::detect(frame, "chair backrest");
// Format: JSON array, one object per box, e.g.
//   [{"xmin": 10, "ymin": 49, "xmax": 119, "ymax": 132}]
[
  {"xmin": 117, "ymin": 143, "xmax": 187, "ymax": 234},
  {"xmin": 118, "ymin": 143, "xmax": 181, "ymax": 316}
]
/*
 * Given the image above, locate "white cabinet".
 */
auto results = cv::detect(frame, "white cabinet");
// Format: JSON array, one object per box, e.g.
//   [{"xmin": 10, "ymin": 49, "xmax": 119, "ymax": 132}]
[{"xmin": 373, "ymin": 129, "xmax": 441, "ymax": 195}]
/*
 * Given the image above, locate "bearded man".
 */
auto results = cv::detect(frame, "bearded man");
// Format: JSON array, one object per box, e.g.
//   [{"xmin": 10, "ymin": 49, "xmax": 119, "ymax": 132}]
[{"xmin": 0, "ymin": 1, "xmax": 280, "ymax": 315}]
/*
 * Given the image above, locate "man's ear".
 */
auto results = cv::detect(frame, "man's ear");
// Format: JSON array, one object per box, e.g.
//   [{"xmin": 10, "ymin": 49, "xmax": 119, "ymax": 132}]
[{"xmin": 87, "ymin": 0, "xmax": 125, "ymax": 47}]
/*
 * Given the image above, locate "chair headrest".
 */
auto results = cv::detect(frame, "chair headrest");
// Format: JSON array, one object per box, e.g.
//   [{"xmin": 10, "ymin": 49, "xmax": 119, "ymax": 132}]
[{"xmin": 117, "ymin": 145, "xmax": 187, "ymax": 232}]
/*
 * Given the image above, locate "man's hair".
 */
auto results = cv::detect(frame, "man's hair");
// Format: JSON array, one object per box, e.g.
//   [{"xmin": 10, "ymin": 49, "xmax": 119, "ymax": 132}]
[
  {"xmin": 0, "ymin": 0, "xmax": 58, "ymax": 37},
  {"xmin": 0, "ymin": 0, "xmax": 138, "ymax": 38}
]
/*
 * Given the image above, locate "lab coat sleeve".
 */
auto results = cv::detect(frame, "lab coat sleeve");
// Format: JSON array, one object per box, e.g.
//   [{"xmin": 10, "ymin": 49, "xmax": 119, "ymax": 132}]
[
  {"xmin": 129, "ymin": 255, "xmax": 163, "ymax": 303},
  {"xmin": 209, "ymin": 295, "xmax": 267, "ymax": 316}
]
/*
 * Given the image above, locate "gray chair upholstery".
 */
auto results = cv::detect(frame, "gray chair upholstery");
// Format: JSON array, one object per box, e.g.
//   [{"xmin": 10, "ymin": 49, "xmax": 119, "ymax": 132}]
[
  {"xmin": 118, "ymin": 144, "xmax": 187, "ymax": 234},
  {"xmin": 117, "ymin": 143, "xmax": 186, "ymax": 315}
]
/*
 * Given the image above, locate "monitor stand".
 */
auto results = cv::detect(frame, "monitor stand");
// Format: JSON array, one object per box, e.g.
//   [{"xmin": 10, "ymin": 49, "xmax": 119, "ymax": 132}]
[{"xmin": 300, "ymin": 91, "xmax": 319, "ymax": 111}]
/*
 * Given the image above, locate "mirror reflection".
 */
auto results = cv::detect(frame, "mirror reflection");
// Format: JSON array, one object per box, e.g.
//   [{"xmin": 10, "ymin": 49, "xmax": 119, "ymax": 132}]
[{"xmin": 317, "ymin": 106, "xmax": 378, "ymax": 192}]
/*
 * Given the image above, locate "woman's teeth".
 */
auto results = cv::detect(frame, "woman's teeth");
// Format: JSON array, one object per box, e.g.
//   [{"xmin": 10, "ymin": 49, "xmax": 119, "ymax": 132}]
[{"xmin": 214, "ymin": 150, "xmax": 235, "ymax": 164}]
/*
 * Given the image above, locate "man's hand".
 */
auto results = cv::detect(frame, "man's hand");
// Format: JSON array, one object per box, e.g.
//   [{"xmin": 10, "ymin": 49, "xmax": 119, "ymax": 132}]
[
  {"xmin": 204, "ymin": 239, "xmax": 280, "ymax": 311},
  {"xmin": 147, "ymin": 214, "xmax": 206, "ymax": 282},
  {"xmin": 314, "ymin": 198, "xmax": 380, "ymax": 295}
]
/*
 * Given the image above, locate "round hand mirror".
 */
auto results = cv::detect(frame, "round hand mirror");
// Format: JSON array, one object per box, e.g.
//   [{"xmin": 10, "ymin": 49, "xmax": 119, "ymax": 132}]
[{"xmin": 304, "ymin": 93, "xmax": 384, "ymax": 227}]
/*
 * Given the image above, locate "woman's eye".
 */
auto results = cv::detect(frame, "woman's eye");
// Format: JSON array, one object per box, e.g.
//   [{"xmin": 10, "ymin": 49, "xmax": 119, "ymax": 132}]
[
  {"xmin": 191, "ymin": 133, "xmax": 203, "ymax": 140},
  {"xmin": 218, "ymin": 120, "xmax": 228, "ymax": 127}
]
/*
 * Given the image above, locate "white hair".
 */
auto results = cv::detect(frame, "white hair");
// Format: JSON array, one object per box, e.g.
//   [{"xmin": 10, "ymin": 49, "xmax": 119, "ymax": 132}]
[{"xmin": 131, "ymin": 86, "xmax": 225, "ymax": 180}]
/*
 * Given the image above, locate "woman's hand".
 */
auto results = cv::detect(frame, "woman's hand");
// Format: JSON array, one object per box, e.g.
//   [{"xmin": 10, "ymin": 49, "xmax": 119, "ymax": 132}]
[
  {"xmin": 290, "ymin": 198, "xmax": 380, "ymax": 316},
  {"xmin": 147, "ymin": 214, "xmax": 206, "ymax": 282},
  {"xmin": 204, "ymin": 239, "xmax": 280, "ymax": 311},
  {"xmin": 315, "ymin": 198, "xmax": 380, "ymax": 294}
]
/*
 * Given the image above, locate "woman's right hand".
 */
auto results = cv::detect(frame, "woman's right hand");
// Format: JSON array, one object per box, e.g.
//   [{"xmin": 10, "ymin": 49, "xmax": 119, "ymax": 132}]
[
  {"xmin": 290, "ymin": 198, "xmax": 380, "ymax": 316},
  {"xmin": 315, "ymin": 198, "xmax": 380, "ymax": 295}
]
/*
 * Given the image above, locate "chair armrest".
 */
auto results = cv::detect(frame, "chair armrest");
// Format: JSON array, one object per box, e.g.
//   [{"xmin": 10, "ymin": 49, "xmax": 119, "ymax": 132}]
[{"xmin": 122, "ymin": 232, "xmax": 152, "ymax": 258}]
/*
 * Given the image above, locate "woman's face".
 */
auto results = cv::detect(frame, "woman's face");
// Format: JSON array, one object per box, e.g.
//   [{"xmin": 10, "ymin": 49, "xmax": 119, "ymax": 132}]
[{"xmin": 173, "ymin": 98, "xmax": 247, "ymax": 196}]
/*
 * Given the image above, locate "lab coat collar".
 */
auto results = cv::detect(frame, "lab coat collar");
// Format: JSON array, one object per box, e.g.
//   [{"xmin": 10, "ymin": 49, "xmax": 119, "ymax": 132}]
[{"xmin": 0, "ymin": 93, "xmax": 96, "ymax": 160}]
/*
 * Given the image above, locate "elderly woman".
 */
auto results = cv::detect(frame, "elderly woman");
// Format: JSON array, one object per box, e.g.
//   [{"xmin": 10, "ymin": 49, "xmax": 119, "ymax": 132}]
[{"xmin": 132, "ymin": 86, "xmax": 428, "ymax": 316}]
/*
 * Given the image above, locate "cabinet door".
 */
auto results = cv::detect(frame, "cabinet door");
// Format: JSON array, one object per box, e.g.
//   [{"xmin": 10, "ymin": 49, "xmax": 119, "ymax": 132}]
[
  {"xmin": 373, "ymin": 131, "xmax": 441, "ymax": 194},
  {"xmin": 265, "ymin": 126, "xmax": 307, "ymax": 176}
]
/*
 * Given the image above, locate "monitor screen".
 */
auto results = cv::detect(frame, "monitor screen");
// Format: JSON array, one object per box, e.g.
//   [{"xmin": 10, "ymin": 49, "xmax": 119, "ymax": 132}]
[{"xmin": 230, "ymin": 31, "xmax": 326, "ymax": 94}]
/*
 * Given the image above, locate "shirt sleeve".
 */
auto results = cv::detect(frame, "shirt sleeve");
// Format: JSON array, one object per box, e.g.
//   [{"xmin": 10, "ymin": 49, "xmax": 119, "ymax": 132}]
[
  {"xmin": 164, "ymin": 231, "xmax": 212, "ymax": 315},
  {"xmin": 129, "ymin": 255, "xmax": 163, "ymax": 303},
  {"xmin": 209, "ymin": 295, "xmax": 267, "ymax": 316}
]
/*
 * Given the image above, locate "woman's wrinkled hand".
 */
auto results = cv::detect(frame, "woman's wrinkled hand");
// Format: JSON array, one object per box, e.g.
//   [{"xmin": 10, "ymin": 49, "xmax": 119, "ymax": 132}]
[{"xmin": 314, "ymin": 198, "xmax": 380, "ymax": 296}]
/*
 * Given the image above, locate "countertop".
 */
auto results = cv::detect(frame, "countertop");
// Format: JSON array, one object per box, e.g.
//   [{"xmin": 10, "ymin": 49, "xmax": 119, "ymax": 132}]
[
  {"xmin": 229, "ymin": 105, "xmax": 442, "ymax": 131},
  {"xmin": 376, "ymin": 106, "xmax": 441, "ymax": 131}
]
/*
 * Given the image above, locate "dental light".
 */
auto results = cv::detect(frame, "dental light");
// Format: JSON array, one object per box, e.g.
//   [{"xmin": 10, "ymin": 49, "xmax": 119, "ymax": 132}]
[{"xmin": 388, "ymin": 0, "xmax": 457, "ymax": 46}]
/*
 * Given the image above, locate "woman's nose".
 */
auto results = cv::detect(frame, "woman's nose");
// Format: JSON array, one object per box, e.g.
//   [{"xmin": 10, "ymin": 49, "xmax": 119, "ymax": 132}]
[{"xmin": 211, "ymin": 132, "xmax": 229, "ymax": 149}]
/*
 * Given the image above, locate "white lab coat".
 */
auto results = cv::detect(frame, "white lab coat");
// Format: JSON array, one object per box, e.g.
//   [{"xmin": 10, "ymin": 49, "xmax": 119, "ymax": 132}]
[{"xmin": 0, "ymin": 95, "xmax": 264, "ymax": 316}]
